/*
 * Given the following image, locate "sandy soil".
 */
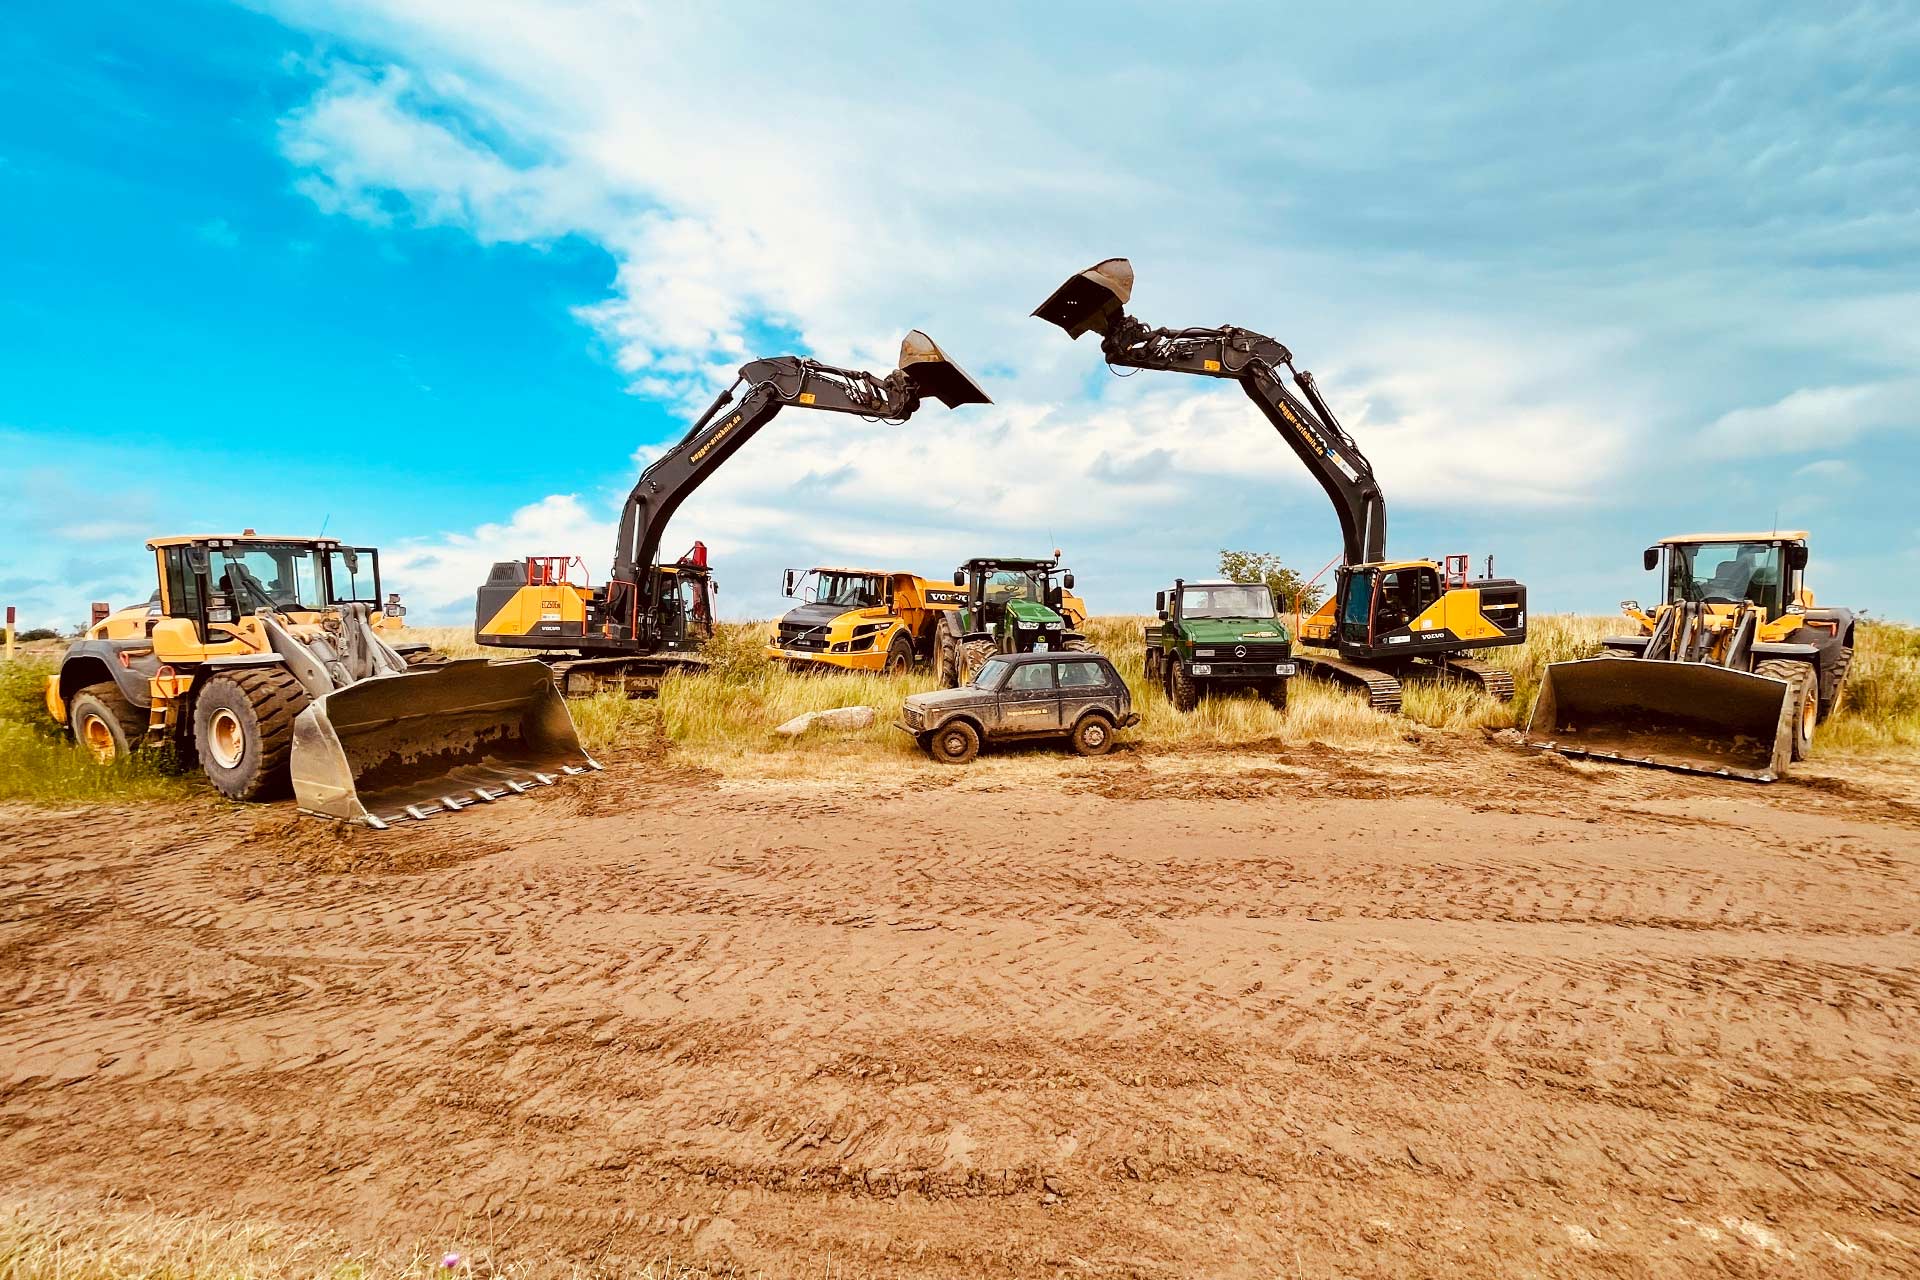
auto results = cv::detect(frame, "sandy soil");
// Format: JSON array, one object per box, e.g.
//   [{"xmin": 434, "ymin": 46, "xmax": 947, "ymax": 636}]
[{"xmin": 2, "ymin": 736, "xmax": 1918, "ymax": 1277}]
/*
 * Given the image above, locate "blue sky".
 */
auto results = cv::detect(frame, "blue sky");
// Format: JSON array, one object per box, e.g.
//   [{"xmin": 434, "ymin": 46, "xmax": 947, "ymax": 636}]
[{"xmin": 4, "ymin": 1, "xmax": 1916, "ymax": 629}]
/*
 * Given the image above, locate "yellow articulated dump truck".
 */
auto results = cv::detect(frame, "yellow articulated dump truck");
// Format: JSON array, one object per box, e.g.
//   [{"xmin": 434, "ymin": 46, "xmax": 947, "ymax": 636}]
[
  {"xmin": 48, "ymin": 533, "xmax": 594, "ymax": 825},
  {"xmin": 766, "ymin": 568, "xmax": 966, "ymax": 674}
]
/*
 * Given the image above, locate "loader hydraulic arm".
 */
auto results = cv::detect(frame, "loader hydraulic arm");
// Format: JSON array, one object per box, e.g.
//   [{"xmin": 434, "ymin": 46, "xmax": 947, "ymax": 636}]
[
  {"xmin": 1035, "ymin": 259, "xmax": 1386, "ymax": 567},
  {"xmin": 608, "ymin": 332, "xmax": 988, "ymax": 636}
]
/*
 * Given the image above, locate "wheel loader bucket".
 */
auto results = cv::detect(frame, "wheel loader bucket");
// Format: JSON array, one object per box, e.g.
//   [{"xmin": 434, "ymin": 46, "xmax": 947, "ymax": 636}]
[
  {"xmin": 1033, "ymin": 257, "xmax": 1134, "ymax": 339},
  {"xmin": 290, "ymin": 659, "xmax": 599, "ymax": 824},
  {"xmin": 1524, "ymin": 657, "xmax": 1794, "ymax": 782},
  {"xmin": 897, "ymin": 330, "xmax": 992, "ymax": 409}
]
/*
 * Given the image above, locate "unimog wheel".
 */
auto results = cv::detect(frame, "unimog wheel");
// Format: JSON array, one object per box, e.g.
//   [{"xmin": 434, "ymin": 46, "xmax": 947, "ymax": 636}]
[
  {"xmin": 193, "ymin": 667, "xmax": 310, "ymax": 800},
  {"xmin": 884, "ymin": 633, "xmax": 915, "ymax": 677},
  {"xmin": 403, "ymin": 649, "xmax": 450, "ymax": 668},
  {"xmin": 1756, "ymin": 659, "xmax": 1817, "ymax": 762},
  {"xmin": 1070, "ymin": 712, "xmax": 1115, "ymax": 757},
  {"xmin": 957, "ymin": 639, "xmax": 997, "ymax": 685},
  {"xmin": 1168, "ymin": 659, "xmax": 1200, "ymax": 712},
  {"xmin": 1264, "ymin": 679, "xmax": 1289, "ymax": 711},
  {"xmin": 928, "ymin": 719, "xmax": 981, "ymax": 765},
  {"xmin": 69, "ymin": 683, "xmax": 145, "ymax": 763}
]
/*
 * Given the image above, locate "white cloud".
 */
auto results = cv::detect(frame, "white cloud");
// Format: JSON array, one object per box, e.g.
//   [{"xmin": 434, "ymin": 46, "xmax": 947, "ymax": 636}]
[
  {"xmin": 1701, "ymin": 380, "xmax": 1918, "ymax": 455},
  {"xmin": 382, "ymin": 493, "xmax": 611, "ymax": 617}
]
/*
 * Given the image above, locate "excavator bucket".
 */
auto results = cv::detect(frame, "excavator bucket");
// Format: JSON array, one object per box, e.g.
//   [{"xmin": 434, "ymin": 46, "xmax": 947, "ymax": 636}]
[
  {"xmin": 1033, "ymin": 257, "xmax": 1134, "ymax": 339},
  {"xmin": 1524, "ymin": 657, "xmax": 1795, "ymax": 782},
  {"xmin": 290, "ymin": 659, "xmax": 599, "ymax": 824},
  {"xmin": 897, "ymin": 330, "xmax": 991, "ymax": 409}
]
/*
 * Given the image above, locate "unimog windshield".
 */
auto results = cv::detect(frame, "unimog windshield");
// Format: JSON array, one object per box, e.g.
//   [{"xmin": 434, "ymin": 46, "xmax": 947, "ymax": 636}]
[
  {"xmin": 1181, "ymin": 584, "xmax": 1277, "ymax": 620},
  {"xmin": 1666, "ymin": 541, "xmax": 1787, "ymax": 616}
]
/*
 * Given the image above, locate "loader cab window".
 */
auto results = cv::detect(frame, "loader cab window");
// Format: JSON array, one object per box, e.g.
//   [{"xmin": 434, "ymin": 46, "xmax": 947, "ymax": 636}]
[
  {"xmin": 1180, "ymin": 584, "xmax": 1278, "ymax": 619},
  {"xmin": 213, "ymin": 545, "xmax": 320, "ymax": 614},
  {"xmin": 162, "ymin": 547, "xmax": 204, "ymax": 619},
  {"xmin": 1667, "ymin": 541, "xmax": 1787, "ymax": 619},
  {"xmin": 808, "ymin": 571, "xmax": 882, "ymax": 610},
  {"xmin": 325, "ymin": 547, "xmax": 382, "ymax": 605}
]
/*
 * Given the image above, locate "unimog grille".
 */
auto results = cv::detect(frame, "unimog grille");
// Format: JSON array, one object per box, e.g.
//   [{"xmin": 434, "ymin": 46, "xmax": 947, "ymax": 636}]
[{"xmin": 1194, "ymin": 642, "xmax": 1291, "ymax": 662}]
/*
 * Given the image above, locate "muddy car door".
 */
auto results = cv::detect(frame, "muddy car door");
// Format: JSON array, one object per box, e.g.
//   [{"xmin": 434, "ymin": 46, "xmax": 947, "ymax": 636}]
[
  {"xmin": 1057, "ymin": 657, "xmax": 1115, "ymax": 725},
  {"xmin": 1000, "ymin": 661, "xmax": 1062, "ymax": 735}
]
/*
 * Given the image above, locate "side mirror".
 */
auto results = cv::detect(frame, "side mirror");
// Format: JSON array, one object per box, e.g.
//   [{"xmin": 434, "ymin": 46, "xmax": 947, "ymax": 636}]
[
  {"xmin": 1787, "ymin": 544, "xmax": 1809, "ymax": 570},
  {"xmin": 783, "ymin": 569, "xmax": 796, "ymax": 597},
  {"xmin": 1642, "ymin": 547, "xmax": 1659, "ymax": 572},
  {"xmin": 1154, "ymin": 590, "xmax": 1166, "ymax": 613},
  {"xmin": 1063, "ymin": 572, "xmax": 1075, "ymax": 591},
  {"xmin": 1157, "ymin": 609, "xmax": 1168, "ymax": 621},
  {"xmin": 953, "ymin": 570, "xmax": 967, "ymax": 586}
]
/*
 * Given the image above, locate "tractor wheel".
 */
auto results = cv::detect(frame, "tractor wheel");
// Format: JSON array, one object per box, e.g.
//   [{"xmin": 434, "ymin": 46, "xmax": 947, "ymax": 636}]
[
  {"xmin": 884, "ymin": 633, "xmax": 915, "ymax": 677},
  {"xmin": 69, "ymin": 683, "xmax": 146, "ymax": 764},
  {"xmin": 1168, "ymin": 660, "xmax": 1200, "ymax": 712},
  {"xmin": 958, "ymin": 639, "xmax": 997, "ymax": 685},
  {"xmin": 1062, "ymin": 637, "xmax": 1096, "ymax": 654},
  {"xmin": 1756, "ymin": 659, "xmax": 1817, "ymax": 762},
  {"xmin": 1265, "ymin": 679, "xmax": 1289, "ymax": 711},
  {"xmin": 1070, "ymin": 712, "xmax": 1115, "ymax": 757},
  {"xmin": 404, "ymin": 649, "xmax": 450, "ymax": 668},
  {"xmin": 193, "ymin": 667, "xmax": 310, "ymax": 800},
  {"xmin": 928, "ymin": 719, "xmax": 981, "ymax": 765}
]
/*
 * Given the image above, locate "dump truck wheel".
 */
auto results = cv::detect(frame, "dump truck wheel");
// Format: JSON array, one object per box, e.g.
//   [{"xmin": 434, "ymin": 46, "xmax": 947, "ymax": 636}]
[
  {"xmin": 928, "ymin": 719, "xmax": 980, "ymax": 765},
  {"xmin": 193, "ymin": 668, "xmax": 310, "ymax": 800},
  {"xmin": 958, "ymin": 639, "xmax": 996, "ymax": 685},
  {"xmin": 1070, "ymin": 712, "xmax": 1115, "ymax": 757},
  {"xmin": 1756, "ymin": 659, "xmax": 1817, "ymax": 762},
  {"xmin": 1168, "ymin": 660, "xmax": 1200, "ymax": 712},
  {"xmin": 404, "ymin": 650, "xmax": 450, "ymax": 668},
  {"xmin": 884, "ymin": 633, "xmax": 915, "ymax": 676},
  {"xmin": 69, "ymin": 683, "xmax": 145, "ymax": 763},
  {"xmin": 1265, "ymin": 680, "xmax": 1289, "ymax": 711}
]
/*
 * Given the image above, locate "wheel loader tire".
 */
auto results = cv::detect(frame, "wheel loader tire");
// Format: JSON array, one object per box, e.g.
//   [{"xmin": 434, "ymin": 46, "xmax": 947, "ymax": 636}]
[
  {"xmin": 193, "ymin": 667, "xmax": 310, "ymax": 801},
  {"xmin": 958, "ymin": 639, "xmax": 996, "ymax": 685},
  {"xmin": 1265, "ymin": 680, "xmax": 1289, "ymax": 711},
  {"xmin": 884, "ymin": 633, "xmax": 915, "ymax": 677},
  {"xmin": 70, "ymin": 683, "xmax": 145, "ymax": 764},
  {"xmin": 928, "ymin": 719, "xmax": 980, "ymax": 765},
  {"xmin": 403, "ymin": 649, "xmax": 450, "ymax": 668},
  {"xmin": 1822, "ymin": 646, "xmax": 1853, "ymax": 721},
  {"xmin": 1756, "ymin": 659, "xmax": 1817, "ymax": 762},
  {"xmin": 1168, "ymin": 660, "xmax": 1200, "ymax": 712},
  {"xmin": 1070, "ymin": 712, "xmax": 1115, "ymax": 757}
]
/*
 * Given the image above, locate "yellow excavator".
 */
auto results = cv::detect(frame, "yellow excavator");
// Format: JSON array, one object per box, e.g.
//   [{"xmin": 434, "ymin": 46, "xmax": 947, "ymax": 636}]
[
  {"xmin": 47, "ymin": 533, "xmax": 592, "ymax": 825},
  {"xmin": 1527, "ymin": 532, "xmax": 1855, "ymax": 781}
]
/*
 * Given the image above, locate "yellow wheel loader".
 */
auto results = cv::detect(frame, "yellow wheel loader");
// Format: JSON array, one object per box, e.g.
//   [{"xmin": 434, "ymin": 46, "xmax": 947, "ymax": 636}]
[
  {"xmin": 1526, "ymin": 532, "xmax": 1855, "ymax": 781},
  {"xmin": 46, "ymin": 533, "xmax": 595, "ymax": 824}
]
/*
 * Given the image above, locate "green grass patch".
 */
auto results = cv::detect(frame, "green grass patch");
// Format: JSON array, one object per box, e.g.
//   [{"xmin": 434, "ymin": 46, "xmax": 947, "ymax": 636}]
[{"xmin": 0, "ymin": 660, "xmax": 191, "ymax": 804}]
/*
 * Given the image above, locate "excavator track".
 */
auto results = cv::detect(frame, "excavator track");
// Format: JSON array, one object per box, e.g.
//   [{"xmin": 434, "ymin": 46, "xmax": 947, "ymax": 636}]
[
  {"xmin": 1427, "ymin": 655, "xmax": 1517, "ymax": 702},
  {"xmin": 545, "ymin": 653, "xmax": 706, "ymax": 698},
  {"xmin": 1297, "ymin": 655, "xmax": 1403, "ymax": 712}
]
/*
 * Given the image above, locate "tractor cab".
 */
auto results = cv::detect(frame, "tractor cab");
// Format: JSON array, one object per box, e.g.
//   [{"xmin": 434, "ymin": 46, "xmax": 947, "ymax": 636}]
[{"xmin": 953, "ymin": 556, "xmax": 1075, "ymax": 651}]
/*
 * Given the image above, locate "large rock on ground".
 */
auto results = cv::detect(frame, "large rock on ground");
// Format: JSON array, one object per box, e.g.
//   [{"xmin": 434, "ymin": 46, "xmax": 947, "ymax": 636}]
[{"xmin": 772, "ymin": 706, "xmax": 878, "ymax": 737}]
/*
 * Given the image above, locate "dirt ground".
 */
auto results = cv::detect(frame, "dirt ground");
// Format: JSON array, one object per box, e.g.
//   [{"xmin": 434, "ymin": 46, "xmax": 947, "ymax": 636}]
[{"xmin": 3, "ymin": 735, "xmax": 1918, "ymax": 1277}]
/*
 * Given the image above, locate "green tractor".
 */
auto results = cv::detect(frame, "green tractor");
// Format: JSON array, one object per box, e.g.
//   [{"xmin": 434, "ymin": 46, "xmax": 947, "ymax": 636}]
[{"xmin": 935, "ymin": 556, "xmax": 1094, "ymax": 686}]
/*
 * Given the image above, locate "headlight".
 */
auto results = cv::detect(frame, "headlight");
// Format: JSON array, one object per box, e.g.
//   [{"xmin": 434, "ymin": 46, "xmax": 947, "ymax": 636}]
[
  {"xmin": 1017, "ymin": 621, "xmax": 1036, "ymax": 629},
  {"xmin": 1191, "ymin": 664, "xmax": 1213, "ymax": 675}
]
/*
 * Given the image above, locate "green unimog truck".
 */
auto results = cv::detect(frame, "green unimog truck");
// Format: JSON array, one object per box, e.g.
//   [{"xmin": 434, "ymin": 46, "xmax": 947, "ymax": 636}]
[
  {"xmin": 935, "ymin": 555, "xmax": 1093, "ymax": 687},
  {"xmin": 1144, "ymin": 578, "xmax": 1297, "ymax": 710}
]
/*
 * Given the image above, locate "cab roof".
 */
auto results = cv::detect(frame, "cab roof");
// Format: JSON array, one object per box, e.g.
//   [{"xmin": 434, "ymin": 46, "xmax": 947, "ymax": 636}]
[
  {"xmin": 963, "ymin": 556, "xmax": 1059, "ymax": 568},
  {"xmin": 807, "ymin": 566, "xmax": 891, "ymax": 577},
  {"xmin": 146, "ymin": 534, "xmax": 344, "ymax": 549},
  {"xmin": 1656, "ymin": 531, "xmax": 1809, "ymax": 545},
  {"xmin": 1179, "ymin": 579, "xmax": 1264, "ymax": 589}
]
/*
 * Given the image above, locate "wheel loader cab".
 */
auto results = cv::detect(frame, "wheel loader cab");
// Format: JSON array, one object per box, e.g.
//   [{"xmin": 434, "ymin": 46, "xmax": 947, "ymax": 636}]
[{"xmin": 1653, "ymin": 538, "xmax": 1806, "ymax": 621}]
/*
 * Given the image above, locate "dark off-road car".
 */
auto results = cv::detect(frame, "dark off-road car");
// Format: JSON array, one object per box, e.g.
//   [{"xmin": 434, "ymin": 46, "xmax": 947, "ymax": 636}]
[{"xmin": 897, "ymin": 650, "xmax": 1138, "ymax": 764}]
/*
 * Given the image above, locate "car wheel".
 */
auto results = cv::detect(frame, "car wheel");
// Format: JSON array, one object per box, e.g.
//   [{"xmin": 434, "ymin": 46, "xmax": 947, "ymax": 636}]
[
  {"xmin": 1070, "ymin": 713, "xmax": 1115, "ymax": 757},
  {"xmin": 927, "ymin": 719, "xmax": 980, "ymax": 764}
]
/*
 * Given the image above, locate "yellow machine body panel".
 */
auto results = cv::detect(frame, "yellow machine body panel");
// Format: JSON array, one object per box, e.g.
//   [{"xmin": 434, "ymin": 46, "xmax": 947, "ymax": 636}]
[
  {"xmin": 767, "ymin": 571, "xmax": 965, "ymax": 672},
  {"xmin": 478, "ymin": 581, "xmax": 594, "ymax": 642}
]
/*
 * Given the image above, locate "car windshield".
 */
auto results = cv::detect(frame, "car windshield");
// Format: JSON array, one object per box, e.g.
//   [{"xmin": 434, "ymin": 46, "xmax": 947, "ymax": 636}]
[
  {"xmin": 812, "ymin": 571, "xmax": 882, "ymax": 609},
  {"xmin": 210, "ymin": 544, "xmax": 321, "ymax": 613},
  {"xmin": 1667, "ymin": 541, "xmax": 1787, "ymax": 614},
  {"xmin": 971, "ymin": 657, "xmax": 1012, "ymax": 688},
  {"xmin": 1181, "ymin": 584, "xmax": 1277, "ymax": 619},
  {"xmin": 981, "ymin": 569, "xmax": 1048, "ymax": 605}
]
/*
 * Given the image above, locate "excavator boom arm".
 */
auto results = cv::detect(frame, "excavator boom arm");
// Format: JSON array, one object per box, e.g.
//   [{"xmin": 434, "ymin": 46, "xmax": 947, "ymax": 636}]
[{"xmin": 1035, "ymin": 259, "xmax": 1385, "ymax": 566}]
